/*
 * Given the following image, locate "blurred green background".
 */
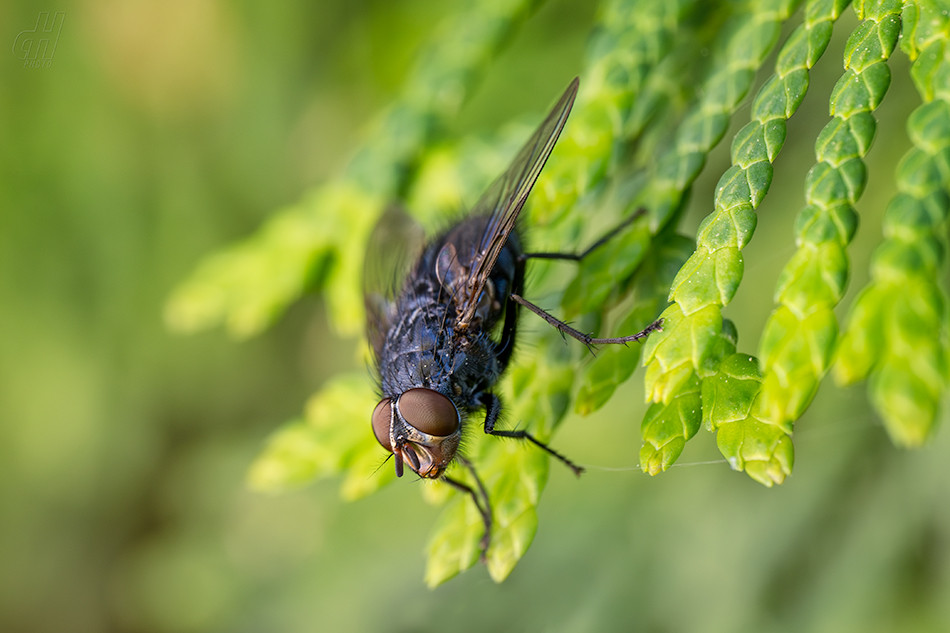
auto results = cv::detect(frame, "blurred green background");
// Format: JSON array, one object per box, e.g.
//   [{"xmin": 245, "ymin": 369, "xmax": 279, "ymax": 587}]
[{"xmin": 2, "ymin": 1, "xmax": 948, "ymax": 632}]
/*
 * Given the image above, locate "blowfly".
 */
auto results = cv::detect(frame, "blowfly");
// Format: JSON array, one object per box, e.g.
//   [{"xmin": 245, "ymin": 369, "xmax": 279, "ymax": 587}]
[{"xmin": 363, "ymin": 77, "xmax": 661, "ymax": 554}]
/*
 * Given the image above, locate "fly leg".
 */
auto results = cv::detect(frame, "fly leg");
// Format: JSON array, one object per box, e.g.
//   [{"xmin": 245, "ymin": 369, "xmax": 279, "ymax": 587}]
[
  {"xmin": 479, "ymin": 392, "xmax": 584, "ymax": 476},
  {"xmin": 443, "ymin": 455, "xmax": 493, "ymax": 560},
  {"xmin": 517, "ymin": 207, "xmax": 662, "ymax": 348},
  {"xmin": 521, "ymin": 207, "xmax": 647, "ymax": 261},
  {"xmin": 511, "ymin": 295, "xmax": 662, "ymax": 350}
]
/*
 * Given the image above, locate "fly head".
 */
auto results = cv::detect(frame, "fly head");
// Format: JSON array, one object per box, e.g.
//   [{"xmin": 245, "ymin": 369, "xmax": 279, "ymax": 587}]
[{"xmin": 371, "ymin": 388, "xmax": 462, "ymax": 479}]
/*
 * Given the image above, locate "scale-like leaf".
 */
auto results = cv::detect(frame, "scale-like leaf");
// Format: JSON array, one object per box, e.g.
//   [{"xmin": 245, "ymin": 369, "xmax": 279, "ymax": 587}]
[
  {"xmin": 641, "ymin": 0, "xmax": 852, "ymax": 480},
  {"xmin": 247, "ymin": 373, "xmax": 391, "ymax": 500},
  {"xmin": 755, "ymin": 0, "xmax": 901, "ymax": 448},
  {"xmin": 835, "ymin": 1, "xmax": 950, "ymax": 446}
]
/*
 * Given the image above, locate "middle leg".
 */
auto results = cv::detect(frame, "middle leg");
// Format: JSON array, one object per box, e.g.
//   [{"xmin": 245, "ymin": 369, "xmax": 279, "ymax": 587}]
[
  {"xmin": 479, "ymin": 392, "xmax": 584, "ymax": 476},
  {"xmin": 517, "ymin": 207, "xmax": 662, "ymax": 349}
]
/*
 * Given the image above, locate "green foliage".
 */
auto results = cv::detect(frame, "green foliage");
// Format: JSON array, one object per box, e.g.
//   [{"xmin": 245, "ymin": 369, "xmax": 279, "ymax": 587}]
[
  {"xmin": 640, "ymin": 371, "xmax": 703, "ymax": 474},
  {"xmin": 642, "ymin": 0, "xmax": 848, "ymax": 485},
  {"xmin": 544, "ymin": 0, "xmax": 697, "ymax": 210},
  {"xmin": 165, "ymin": 183, "xmax": 379, "ymax": 339},
  {"xmin": 169, "ymin": 0, "xmax": 950, "ymax": 585},
  {"xmin": 704, "ymin": 352, "xmax": 796, "ymax": 485},
  {"xmin": 835, "ymin": 0, "xmax": 950, "ymax": 445},
  {"xmin": 165, "ymin": 0, "xmax": 541, "ymax": 338},
  {"xmin": 759, "ymin": 0, "xmax": 899, "ymax": 421},
  {"xmin": 247, "ymin": 373, "xmax": 395, "ymax": 500}
]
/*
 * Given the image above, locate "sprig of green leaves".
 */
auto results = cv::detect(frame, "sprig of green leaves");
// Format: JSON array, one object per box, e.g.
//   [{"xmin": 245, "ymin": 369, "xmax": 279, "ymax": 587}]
[
  {"xmin": 640, "ymin": 0, "xmax": 828, "ymax": 478},
  {"xmin": 835, "ymin": 0, "xmax": 950, "ymax": 446},
  {"xmin": 171, "ymin": 0, "xmax": 950, "ymax": 586}
]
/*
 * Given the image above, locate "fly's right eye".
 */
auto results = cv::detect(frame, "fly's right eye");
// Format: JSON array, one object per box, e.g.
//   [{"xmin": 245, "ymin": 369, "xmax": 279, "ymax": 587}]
[{"xmin": 371, "ymin": 399, "xmax": 393, "ymax": 451}]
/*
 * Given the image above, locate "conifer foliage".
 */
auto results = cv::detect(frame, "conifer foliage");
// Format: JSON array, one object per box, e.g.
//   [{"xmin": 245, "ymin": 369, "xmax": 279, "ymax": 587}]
[{"xmin": 167, "ymin": 0, "xmax": 950, "ymax": 585}]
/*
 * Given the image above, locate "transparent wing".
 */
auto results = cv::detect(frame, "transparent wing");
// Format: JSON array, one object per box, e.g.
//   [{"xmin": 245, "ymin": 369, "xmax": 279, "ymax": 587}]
[
  {"xmin": 363, "ymin": 204, "xmax": 426, "ymax": 360},
  {"xmin": 455, "ymin": 77, "xmax": 579, "ymax": 327}
]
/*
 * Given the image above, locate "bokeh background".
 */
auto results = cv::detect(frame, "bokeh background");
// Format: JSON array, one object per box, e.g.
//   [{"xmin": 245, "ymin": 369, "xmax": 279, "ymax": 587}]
[{"xmin": 2, "ymin": 1, "xmax": 948, "ymax": 632}]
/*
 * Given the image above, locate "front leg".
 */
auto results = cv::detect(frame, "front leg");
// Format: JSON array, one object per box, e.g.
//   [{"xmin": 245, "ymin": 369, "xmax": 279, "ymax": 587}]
[
  {"xmin": 442, "ymin": 455, "xmax": 493, "ymax": 561},
  {"xmin": 477, "ymin": 392, "xmax": 584, "ymax": 476}
]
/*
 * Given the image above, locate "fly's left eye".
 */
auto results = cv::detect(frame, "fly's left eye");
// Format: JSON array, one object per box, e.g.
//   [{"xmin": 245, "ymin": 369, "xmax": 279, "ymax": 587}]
[
  {"xmin": 371, "ymin": 399, "xmax": 393, "ymax": 451},
  {"xmin": 398, "ymin": 388, "xmax": 460, "ymax": 437}
]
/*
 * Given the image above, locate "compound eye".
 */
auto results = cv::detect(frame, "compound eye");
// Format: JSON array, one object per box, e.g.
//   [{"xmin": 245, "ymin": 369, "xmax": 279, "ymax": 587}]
[
  {"xmin": 398, "ymin": 388, "xmax": 460, "ymax": 437},
  {"xmin": 371, "ymin": 399, "xmax": 393, "ymax": 451}
]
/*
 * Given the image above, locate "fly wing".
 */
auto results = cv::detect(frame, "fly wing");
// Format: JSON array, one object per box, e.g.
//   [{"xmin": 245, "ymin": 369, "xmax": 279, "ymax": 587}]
[
  {"xmin": 363, "ymin": 204, "xmax": 426, "ymax": 361},
  {"xmin": 454, "ymin": 77, "xmax": 579, "ymax": 328}
]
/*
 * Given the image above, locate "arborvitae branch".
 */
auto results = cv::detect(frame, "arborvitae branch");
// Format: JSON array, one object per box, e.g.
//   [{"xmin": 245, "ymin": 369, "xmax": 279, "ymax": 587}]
[
  {"xmin": 198, "ymin": 0, "xmax": 948, "ymax": 589},
  {"xmin": 743, "ymin": 0, "xmax": 902, "ymax": 482},
  {"xmin": 638, "ymin": 0, "xmax": 838, "ymax": 476},
  {"xmin": 835, "ymin": 0, "xmax": 950, "ymax": 445}
]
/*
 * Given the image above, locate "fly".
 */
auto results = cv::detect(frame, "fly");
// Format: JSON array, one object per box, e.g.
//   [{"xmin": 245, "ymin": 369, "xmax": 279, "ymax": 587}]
[{"xmin": 363, "ymin": 77, "xmax": 662, "ymax": 556}]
